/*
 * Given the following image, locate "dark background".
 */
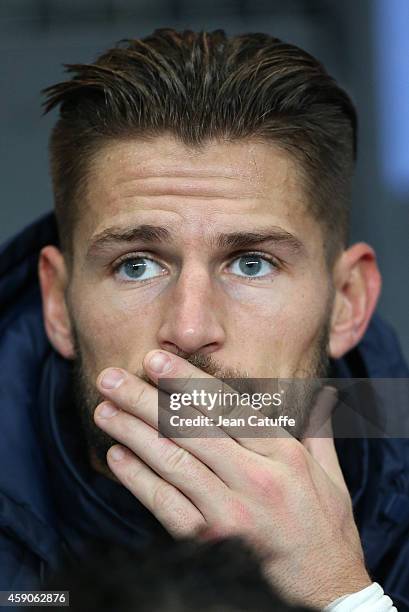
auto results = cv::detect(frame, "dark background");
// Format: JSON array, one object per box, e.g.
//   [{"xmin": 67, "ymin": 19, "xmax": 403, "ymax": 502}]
[{"xmin": 1, "ymin": 0, "xmax": 408, "ymax": 361}]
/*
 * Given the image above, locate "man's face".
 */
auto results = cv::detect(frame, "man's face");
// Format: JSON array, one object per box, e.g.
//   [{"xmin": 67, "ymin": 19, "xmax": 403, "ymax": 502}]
[{"xmin": 64, "ymin": 136, "xmax": 335, "ymax": 457}]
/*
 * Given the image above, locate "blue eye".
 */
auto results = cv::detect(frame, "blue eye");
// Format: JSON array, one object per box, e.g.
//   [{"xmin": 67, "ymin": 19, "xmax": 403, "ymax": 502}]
[
  {"xmin": 115, "ymin": 257, "xmax": 166, "ymax": 282},
  {"xmin": 228, "ymin": 254, "xmax": 276, "ymax": 278}
]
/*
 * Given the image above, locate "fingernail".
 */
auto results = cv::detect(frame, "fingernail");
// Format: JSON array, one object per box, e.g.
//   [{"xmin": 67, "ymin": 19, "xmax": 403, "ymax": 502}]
[
  {"xmin": 96, "ymin": 402, "xmax": 118, "ymax": 419},
  {"xmin": 100, "ymin": 368, "xmax": 124, "ymax": 389},
  {"xmin": 148, "ymin": 352, "xmax": 172, "ymax": 374},
  {"xmin": 110, "ymin": 446, "xmax": 126, "ymax": 461}
]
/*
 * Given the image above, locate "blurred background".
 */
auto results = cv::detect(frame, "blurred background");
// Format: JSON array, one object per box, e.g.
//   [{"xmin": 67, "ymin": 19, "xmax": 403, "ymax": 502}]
[{"xmin": 1, "ymin": 0, "xmax": 408, "ymax": 361}]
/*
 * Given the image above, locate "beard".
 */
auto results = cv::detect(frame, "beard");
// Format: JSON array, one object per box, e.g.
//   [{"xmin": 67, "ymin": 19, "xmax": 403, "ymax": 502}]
[{"xmin": 70, "ymin": 317, "xmax": 331, "ymax": 470}]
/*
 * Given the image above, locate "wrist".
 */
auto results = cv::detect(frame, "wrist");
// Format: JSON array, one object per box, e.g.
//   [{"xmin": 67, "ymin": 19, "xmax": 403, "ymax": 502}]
[
  {"xmin": 306, "ymin": 567, "xmax": 372, "ymax": 608},
  {"xmin": 324, "ymin": 582, "xmax": 398, "ymax": 611}
]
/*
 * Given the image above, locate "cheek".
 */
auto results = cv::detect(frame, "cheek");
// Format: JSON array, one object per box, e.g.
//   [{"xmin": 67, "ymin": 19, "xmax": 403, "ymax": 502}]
[
  {"xmin": 224, "ymin": 277, "xmax": 329, "ymax": 372},
  {"xmin": 69, "ymin": 282, "xmax": 165, "ymax": 372}
]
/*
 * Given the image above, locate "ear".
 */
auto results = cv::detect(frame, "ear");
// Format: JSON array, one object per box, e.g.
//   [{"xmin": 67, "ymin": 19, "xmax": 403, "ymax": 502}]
[
  {"xmin": 38, "ymin": 245, "xmax": 75, "ymax": 360},
  {"xmin": 329, "ymin": 242, "xmax": 382, "ymax": 359}
]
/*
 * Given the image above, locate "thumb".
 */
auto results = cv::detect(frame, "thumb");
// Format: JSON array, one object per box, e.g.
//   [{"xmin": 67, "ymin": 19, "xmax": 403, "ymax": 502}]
[{"xmin": 302, "ymin": 386, "xmax": 349, "ymax": 493}]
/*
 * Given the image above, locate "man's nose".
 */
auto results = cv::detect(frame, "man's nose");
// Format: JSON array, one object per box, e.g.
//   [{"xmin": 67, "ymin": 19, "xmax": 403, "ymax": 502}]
[{"xmin": 157, "ymin": 266, "xmax": 226, "ymax": 357}]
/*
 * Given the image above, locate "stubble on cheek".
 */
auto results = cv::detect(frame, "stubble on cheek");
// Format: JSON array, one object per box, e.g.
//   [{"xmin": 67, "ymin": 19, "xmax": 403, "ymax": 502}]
[
  {"xmin": 67, "ymin": 315, "xmax": 146, "ymax": 469},
  {"xmin": 71, "ymin": 342, "xmax": 119, "ymax": 468}
]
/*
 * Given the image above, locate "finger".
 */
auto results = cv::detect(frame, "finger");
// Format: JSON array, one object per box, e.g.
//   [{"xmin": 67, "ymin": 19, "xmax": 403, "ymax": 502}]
[
  {"xmin": 95, "ymin": 395, "xmax": 276, "ymax": 500},
  {"xmin": 97, "ymin": 365, "xmax": 217, "ymax": 433},
  {"xmin": 94, "ymin": 403, "xmax": 232, "ymax": 517},
  {"xmin": 96, "ymin": 368, "xmax": 244, "ymax": 480},
  {"xmin": 97, "ymin": 385, "xmax": 290, "ymax": 500},
  {"xmin": 143, "ymin": 350, "xmax": 293, "ymax": 448},
  {"xmin": 143, "ymin": 349, "xmax": 216, "ymax": 388},
  {"xmin": 97, "ymin": 364, "xmax": 235, "ymax": 436},
  {"xmin": 143, "ymin": 349, "xmax": 273, "ymax": 427},
  {"xmin": 97, "ymin": 367, "xmax": 158, "ymax": 424},
  {"xmin": 97, "ymin": 367, "xmax": 269, "ymax": 490},
  {"xmin": 304, "ymin": 433, "xmax": 349, "ymax": 494},
  {"xmin": 106, "ymin": 444, "xmax": 206, "ymax": 537},
  {"xmin": 96, "ymin": 362, "xmax": 293, "ymax": 490}
]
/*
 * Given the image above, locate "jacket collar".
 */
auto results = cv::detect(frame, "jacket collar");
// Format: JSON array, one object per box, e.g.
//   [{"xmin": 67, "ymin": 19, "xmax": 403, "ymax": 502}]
[{"xmin": 37, "ymin": 349, "xmax": 168, "ymax": 557}]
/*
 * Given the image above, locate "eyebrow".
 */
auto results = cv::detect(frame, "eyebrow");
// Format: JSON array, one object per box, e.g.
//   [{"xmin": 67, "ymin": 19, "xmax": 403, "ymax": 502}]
[
  {"xmin": 86, "ymin": 224, "xmax": 304, "ymax": 257},
  {"xmin": 215, "ymin": 229, "xmax": 304, "ymax": 252}
]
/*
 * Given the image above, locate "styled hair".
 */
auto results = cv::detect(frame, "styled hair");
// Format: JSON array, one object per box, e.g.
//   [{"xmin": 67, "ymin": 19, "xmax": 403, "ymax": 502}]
[{"xmin": 42, "ymin": 28, "xmax": 357, "ymax": 265}]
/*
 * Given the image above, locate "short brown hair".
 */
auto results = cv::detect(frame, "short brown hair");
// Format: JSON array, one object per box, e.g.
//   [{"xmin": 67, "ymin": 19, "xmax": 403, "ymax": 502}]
[{"xmin": 42, "ymin": 28, "xmax": 357, "ymax": 265}]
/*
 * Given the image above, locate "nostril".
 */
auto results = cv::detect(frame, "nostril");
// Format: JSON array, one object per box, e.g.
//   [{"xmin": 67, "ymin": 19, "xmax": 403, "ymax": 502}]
[
  {"xmin": 201, "ymin": 342, "xmax": 220, "ymax": 355},
  {"xmin": 160, "ymin": 341, "xmax": 185, "ymax": 357}
]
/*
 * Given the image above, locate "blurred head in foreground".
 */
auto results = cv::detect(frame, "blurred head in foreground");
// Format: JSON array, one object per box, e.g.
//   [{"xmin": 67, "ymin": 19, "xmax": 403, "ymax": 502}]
[{"xmin": 47, "ymin": 536, "xmax": 317, "ymax": 611}]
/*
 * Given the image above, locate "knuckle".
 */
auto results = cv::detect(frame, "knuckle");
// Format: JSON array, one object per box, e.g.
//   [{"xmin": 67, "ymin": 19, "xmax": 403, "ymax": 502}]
[
  {"xmin": 123, "ymin": 462, "xmax": 145, "ymax": 489},
  {"xmin": 162, "ymin": 445, "xmax": 192, "ymax": 477},
  {"xmin": 246, "ymin": 465, "xmax": 285, "ymax": 501},
  {"xmin": 130, "ymin": 384, "xmax": 147, "ymax": 412},
  {"xmin": 152, "ymin": 481, "xmax": 177, "ymax": 512},
  {"xmin": 279, "ymin": 442, "xmax": 309, "ymax": 473},
  {"xmin": 161, "ymin": 372, "xmax": 197, "ymax": 402},
  {"xmin": 224, "ymin": 497, "xmax": 253, "ymax": 530},
  {"xmin": 176, "ymin": 371, "xmax": 196, "ymax": 395}
]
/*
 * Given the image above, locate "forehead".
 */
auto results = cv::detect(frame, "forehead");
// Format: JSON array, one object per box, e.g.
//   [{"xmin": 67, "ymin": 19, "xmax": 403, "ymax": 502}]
[{"xmin": 80, "ymin": 135, "xmax": 316, "ymax": 245}]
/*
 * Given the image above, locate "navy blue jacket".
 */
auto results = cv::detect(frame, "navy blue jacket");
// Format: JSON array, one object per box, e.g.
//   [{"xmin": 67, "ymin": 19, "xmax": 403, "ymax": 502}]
[{"xmin": 1, "ymin": 213, "xmax": 409, "ymax": 608}]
